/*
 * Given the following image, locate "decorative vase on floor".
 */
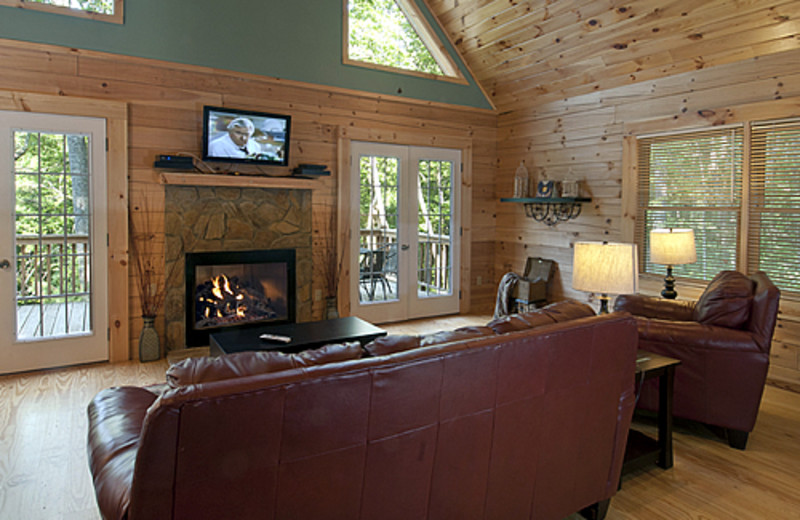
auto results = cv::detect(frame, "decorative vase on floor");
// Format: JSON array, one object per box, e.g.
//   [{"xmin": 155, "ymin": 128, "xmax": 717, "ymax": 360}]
[
  {"xmin": 139, "ymin": 316, "xmax": 160, "ymax": 362},
  {"xmin": 325, "ymin": 297, "xmax": 339, "ymax": 320}
]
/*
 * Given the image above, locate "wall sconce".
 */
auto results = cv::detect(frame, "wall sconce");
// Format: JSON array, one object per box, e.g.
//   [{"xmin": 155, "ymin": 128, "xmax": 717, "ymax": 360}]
[
  {"xmin": 650, "ymin": 228, "xmax": 696, "ymax": 299},
  {"xmin": 572, "ymin": 241, "xmax": 639, "ymax": 314}
]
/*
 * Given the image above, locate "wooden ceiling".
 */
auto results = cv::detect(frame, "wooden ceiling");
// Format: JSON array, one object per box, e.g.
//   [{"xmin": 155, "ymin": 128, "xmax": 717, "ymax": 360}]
[{"xmin": 427, "ymin": 0, "xmax": 800, "ymax": 112}]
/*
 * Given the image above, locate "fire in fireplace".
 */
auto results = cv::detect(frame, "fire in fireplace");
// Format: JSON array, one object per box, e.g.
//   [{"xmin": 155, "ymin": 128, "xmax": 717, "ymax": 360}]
[{"xmin": 185, "ymin": 249, "xmax": 296, "ymax": 347}]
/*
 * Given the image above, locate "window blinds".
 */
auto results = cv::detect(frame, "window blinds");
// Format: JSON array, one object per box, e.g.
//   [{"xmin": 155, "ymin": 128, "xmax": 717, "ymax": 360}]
[
  {"xmin": 637, "ymin": 127, "xmax": 743, "ymax": 281},
  {"xmin": 749, "ymin": 118, "xmax": 800, "ymax": 292}
]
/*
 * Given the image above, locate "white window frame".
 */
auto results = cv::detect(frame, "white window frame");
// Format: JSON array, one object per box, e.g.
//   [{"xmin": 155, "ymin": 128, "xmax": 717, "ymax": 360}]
[{"xmin": 0, "ymin": 0, "xmax": 123, "ymax": 24}]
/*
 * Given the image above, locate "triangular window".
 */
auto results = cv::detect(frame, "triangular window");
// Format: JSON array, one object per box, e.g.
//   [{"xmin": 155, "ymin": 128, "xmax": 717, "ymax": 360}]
[
  {"xmin": 0, "ymin": 0, "xmax": 122, "ymax": 23},
  {"xmin": 345, "ymin": 0, "xmax": 464, "ymax": 82}
]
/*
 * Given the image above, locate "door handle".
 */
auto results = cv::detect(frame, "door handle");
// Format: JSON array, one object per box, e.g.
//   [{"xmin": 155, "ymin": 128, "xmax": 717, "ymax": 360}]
[
  {"xmin": 0, "ymin": 259, "xmax": 10, "ymax": 270},
  {"xmin": 400, "ymin": 244, "xmax": 410, "ymax": 251}
]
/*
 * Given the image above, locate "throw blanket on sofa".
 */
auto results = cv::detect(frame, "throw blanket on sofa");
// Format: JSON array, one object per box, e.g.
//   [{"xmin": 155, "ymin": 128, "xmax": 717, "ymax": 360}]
[{"xmin": 494, "ymin": 271, "xmax": 521, "ymax": 319}]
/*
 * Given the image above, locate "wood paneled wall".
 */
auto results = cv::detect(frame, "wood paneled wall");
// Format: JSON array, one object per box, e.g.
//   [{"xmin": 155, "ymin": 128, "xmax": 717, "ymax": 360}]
[
  {"xmin": 496, "ymin": 46, "xmax": 800, "ymax": 387},
  {"xmin": 0, "ymin": 38, "xmax": 497, "ymax": 359}
]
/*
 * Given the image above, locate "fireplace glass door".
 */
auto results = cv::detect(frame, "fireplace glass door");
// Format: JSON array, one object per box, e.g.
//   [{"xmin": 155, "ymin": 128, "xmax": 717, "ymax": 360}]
[{"xmin": 185, "ymin": 249, "xmax": 295, "ymax": 346}]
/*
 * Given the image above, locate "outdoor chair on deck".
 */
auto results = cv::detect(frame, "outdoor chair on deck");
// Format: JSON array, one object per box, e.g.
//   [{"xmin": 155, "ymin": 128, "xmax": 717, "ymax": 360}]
[
  {"xmin": 359, "ymin": 244, "xmax": 397, "ymax": 300},
  {"xmin": 359, "ymin": 248, "xmax": 388, "ymax": 300}
]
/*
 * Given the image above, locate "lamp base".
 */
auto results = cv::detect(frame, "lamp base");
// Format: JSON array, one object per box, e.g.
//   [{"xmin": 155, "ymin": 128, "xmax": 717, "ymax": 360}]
[
  {"xmin": 599, "ymin": 295, "xmax": 610, "ymax": 314},
  {"xmin": 661, "ymin": 265, "xmax": 677, "ymax": 299}
]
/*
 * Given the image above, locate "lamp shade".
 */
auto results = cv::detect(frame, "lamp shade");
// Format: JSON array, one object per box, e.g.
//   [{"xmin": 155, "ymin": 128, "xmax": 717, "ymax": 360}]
[
  {"xmin": 572, "ymin": 241, "xmax": 639, "ymax": 295},
  {"xmin": 650, "ymin": 228, "xmax": 696, "ymax": 265}
]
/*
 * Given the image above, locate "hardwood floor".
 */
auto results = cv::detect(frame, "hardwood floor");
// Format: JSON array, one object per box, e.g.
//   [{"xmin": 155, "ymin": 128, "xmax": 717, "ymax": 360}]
[
  {"xmin": 0, "ymin": 359, "xmax": 168, "ymax": 520},
  {"xmin": 1, "ymin": 314, "xmax": 799, "ymax": 519}
]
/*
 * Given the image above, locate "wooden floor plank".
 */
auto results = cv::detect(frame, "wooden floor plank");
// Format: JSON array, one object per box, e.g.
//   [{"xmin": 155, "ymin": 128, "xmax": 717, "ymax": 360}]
[{"xmin": 0, "ymin": 314, "xmax": 798, "ymax": 519}]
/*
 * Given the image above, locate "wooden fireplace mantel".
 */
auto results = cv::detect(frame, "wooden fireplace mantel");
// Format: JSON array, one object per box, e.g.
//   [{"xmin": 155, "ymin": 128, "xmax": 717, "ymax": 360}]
[{"xmin": 159, "ymin": 172, "xmax": 319, "ymax": 190}]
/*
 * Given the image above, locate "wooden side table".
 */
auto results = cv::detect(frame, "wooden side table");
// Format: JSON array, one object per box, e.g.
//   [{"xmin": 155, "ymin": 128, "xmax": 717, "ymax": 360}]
[{"xmin": 622, "ymin": 350, "xmax": 681, "ymax": 474}]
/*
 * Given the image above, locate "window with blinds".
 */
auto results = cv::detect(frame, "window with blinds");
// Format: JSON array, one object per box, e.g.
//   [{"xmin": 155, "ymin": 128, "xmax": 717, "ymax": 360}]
[
  {"xmin": 749, "ymin": 119, "xmax": 800, "ymax": 292},
  {"xmin": 637, "ymin": 127, "xmax": 743, "ymax": 281}
]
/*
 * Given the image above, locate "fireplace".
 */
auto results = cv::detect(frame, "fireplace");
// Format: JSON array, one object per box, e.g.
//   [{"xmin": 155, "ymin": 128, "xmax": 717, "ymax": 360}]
[{"xmin": 184, "ymin": 249, "xmax": 296, "ymax": 347}]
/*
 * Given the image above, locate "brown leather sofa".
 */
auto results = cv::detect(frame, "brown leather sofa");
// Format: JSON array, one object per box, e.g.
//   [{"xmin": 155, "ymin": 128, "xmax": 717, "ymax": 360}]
[
  {"xmin": 88, "ymin": 301, "xmax": 638, "ymax": 520},
  {"xmin": 614, "ymin": 271, "xmax": 780, "ymax": 449}
]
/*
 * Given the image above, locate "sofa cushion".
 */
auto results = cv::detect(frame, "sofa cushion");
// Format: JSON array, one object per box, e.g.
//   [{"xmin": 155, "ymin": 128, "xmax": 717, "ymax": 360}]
[
  {"xmin": 420, "ymin": 326, "xmax": 495, "ymax": 346},
  {"xmin": 539, "ymin": 300, "xmax": 596, "ymax": 322},
  {"xmin": 487, "ymin": 300, "xmax": 595, "ymax": 334},
  {"xmin": 693, "ymin": 271, "xmax": 754, "ymax": 328},
  {"xmin": 486, "ymin": 315, "xmax": 536, "ymax": 334},
  {"xmin": 364, "ymin": 334, "xmax": 421, "ymax": 356},
  {"xmin": 364, "ymin": 326, "xmax": 495, "ymax": 357},
  {"xmin": 166, "ymin": 342, "xmax": 363, "ymax": 387}
]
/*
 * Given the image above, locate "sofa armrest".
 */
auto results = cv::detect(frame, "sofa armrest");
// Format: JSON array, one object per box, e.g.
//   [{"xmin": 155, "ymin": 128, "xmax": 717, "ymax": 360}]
[
  {"xmin": 614, "ymin": 294, "xmax": 695, "ymax": 321},
  {"xmin": 87, "ymin": 386, "xmax": 157, "ymax": 520},
  {"xmin": 637, "ymin": 318, "xmax": 761, "ymax": 353}
]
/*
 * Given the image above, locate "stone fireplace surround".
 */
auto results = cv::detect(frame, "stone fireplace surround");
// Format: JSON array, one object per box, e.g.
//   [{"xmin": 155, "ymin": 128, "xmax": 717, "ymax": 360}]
[{"xmin": 164, "ymin": 185, "xmax": 312, "ymax": 351}]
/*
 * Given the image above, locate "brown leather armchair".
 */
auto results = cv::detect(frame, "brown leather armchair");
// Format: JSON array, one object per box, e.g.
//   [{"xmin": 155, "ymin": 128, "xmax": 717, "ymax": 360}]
[{"xmin": 614, "ymin": 271, "xmax": 780, "ymax": 449}]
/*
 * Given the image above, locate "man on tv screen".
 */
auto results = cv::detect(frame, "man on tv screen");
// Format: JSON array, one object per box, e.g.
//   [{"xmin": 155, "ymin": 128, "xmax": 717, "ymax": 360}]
[{"xmin": 208, "ymin": 117, "xmax": 260, "ymax": 158}]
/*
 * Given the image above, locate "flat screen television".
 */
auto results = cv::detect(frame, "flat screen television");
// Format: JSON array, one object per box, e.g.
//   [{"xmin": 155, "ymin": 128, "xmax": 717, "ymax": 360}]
[{"xmin": 202, "ymin": 105, "xmax": 291, "ymax": 167}]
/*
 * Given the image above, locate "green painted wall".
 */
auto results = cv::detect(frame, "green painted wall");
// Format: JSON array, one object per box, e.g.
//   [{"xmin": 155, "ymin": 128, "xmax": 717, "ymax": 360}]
[{"xmin": 0, "ymin": 0, "xmax": 493, "ymax": 110}]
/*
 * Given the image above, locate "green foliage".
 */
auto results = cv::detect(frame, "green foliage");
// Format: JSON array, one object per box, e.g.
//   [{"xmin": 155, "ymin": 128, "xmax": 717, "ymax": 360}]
[
  {"xmin": 13, "ymin": 131, "xmax": 90, "ymax": 302},
  {"xmin": 348, "ymin": 0, "xmax": 444, "ymax": 76},
  {"xmin": 418, "ymin": 159, "xmax": 451, "ymax": 236},
  {"xmin": 14, "ymin": 132, "xmax": 87, "ymax": 236},
  {"xmin": 647, "ymin": 133, "xmax": 742, "ymax": 207},
  {"xmin": 359, "ymin": 155, "xmax": 397, "ymax": 233},
  {"xmin": 26, "ymin": 0, "xmax": 114, "ymax": 15},
  {"xmin": 358, "ymin": 154, "xmax": 453, "ymax": 296}
]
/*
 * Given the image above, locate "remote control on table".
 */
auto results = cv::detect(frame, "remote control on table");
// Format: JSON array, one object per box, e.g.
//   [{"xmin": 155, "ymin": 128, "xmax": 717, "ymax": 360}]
[{"xmin": 259, "ymin": 333, "xmax": 292, "ymax": 343}]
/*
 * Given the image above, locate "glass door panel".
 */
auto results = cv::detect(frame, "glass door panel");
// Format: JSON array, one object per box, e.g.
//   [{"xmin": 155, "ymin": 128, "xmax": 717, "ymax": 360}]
[
  {"xmin": 14, "ymin": 130, "xmax": 92, "ymax": 340},
  {"xmin": 416, "ymin": 157, "xmax": 454, "ymax": 299},
  {"xmin": 358, "ymin": 153, "xmax": 399, "ymax": 304}
]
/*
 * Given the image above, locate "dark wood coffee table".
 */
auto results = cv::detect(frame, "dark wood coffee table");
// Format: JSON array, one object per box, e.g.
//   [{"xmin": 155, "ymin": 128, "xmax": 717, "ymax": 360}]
[
  {"xmin": 209, "ymin": 316, "xmax": 387, "ymax": 356},
  {"xmin": 623, "ymin": 350, "xmax": 681, "ymax": 475}
]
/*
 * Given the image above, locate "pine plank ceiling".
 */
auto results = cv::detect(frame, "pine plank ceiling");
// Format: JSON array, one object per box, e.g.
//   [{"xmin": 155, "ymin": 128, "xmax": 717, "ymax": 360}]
[{"xmin": 427, "ymin": 0, "xmax": 800, "ymax": 112}]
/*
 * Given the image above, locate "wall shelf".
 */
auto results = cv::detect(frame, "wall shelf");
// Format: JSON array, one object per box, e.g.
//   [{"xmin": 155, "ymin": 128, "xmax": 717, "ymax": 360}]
[{"xmin": 500, "ymin": 197, "xmax": 591, "ymax": 226}]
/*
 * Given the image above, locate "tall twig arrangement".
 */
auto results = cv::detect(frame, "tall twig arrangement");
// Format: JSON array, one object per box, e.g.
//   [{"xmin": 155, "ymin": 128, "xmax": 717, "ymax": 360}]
[
  {"xmin": 129, "ymin": 199, "xmax": 168, "ymax": 318},
  {"xmin": 316, "ymin": 210, "xmax": 348, "ymax": 300}
]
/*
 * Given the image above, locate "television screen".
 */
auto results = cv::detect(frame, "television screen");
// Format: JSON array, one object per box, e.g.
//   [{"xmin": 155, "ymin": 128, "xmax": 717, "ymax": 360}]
[{"xmin": 202, "ymin": 106, "xmax": 291, "ymax": 167}]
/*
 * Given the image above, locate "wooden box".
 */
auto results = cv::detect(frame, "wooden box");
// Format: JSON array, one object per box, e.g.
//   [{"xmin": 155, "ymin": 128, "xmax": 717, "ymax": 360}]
[{"xmin": 513, "ymin": 257, "xmax": 554, "ymax": 303}]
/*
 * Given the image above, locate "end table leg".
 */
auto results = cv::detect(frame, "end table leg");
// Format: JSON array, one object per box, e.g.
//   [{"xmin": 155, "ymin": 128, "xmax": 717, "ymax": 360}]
[{"xmin": 657, "ymin": 365, "xmax": 676, "ymax": 469}]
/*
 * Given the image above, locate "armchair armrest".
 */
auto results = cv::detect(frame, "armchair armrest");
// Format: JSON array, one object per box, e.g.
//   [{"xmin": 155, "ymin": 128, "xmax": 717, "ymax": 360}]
[
  {"xmin": 614, "ymin": 294, "xmax": 695, "ymax": 321},
  {"xmin": 636, "ymin": 318, "xmax": 762, "ymax": 353},
  {"xmin": 87, "ymin": 386, "xmax": 158, "ymax": 520}
]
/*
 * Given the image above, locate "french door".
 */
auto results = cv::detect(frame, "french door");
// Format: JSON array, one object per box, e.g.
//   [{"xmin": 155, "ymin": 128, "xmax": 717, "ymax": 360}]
[
  {"xmin": 350, "ymin": 141, "xmax": 460, "ymax": 323},
  {"xmin": 0, "ymin": 111, "xmax": 108, "ymax": 374}
]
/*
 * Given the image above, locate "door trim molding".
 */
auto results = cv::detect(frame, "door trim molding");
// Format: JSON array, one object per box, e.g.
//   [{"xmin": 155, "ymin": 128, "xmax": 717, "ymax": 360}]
[
  {"xmin": 336, "ymin": 126, "xmax": 473, "ymax": 316},
  {"xmin": 1, "ymin": 90, "xmax": 129, "ymax": 362}
]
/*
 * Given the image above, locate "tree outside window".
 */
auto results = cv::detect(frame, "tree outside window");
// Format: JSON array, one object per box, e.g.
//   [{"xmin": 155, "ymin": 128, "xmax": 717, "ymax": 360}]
[{"xmin": 345, "ymin": 0, "xmax": 463, "ymax": 82}]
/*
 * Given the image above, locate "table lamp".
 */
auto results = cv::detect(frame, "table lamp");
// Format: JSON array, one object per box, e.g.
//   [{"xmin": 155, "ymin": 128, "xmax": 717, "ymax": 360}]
[
  {"xmin": 650, "ymin": 228, "xmax": 696, "ymax": 299},
  {"xmin": 572, "ymin": 241, "xmax": 639, "ymax": 314}
]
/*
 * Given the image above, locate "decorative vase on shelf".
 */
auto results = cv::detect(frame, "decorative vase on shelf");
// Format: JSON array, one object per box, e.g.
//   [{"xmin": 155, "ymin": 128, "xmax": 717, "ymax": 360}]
[
  {"xmin": 139, "ymin": 316, "xmax": 160, "ymax": 362},
  {"xmin": 513, "ymin": 161, "xmax": 530, "ymax": 198},
  {"xmin": 325, "ymin": 297, "xmax": 339, "ymax": 320}
]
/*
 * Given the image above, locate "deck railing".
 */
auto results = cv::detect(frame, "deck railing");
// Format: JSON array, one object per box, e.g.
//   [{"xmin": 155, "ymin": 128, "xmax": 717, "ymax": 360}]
[
  {"xmin": 359, "ymin": 228, "xmax": 452, "ymax": 295},
  {"xmin": 15, "ymin": 234, "xmax": 90, "ymax": 301}
]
